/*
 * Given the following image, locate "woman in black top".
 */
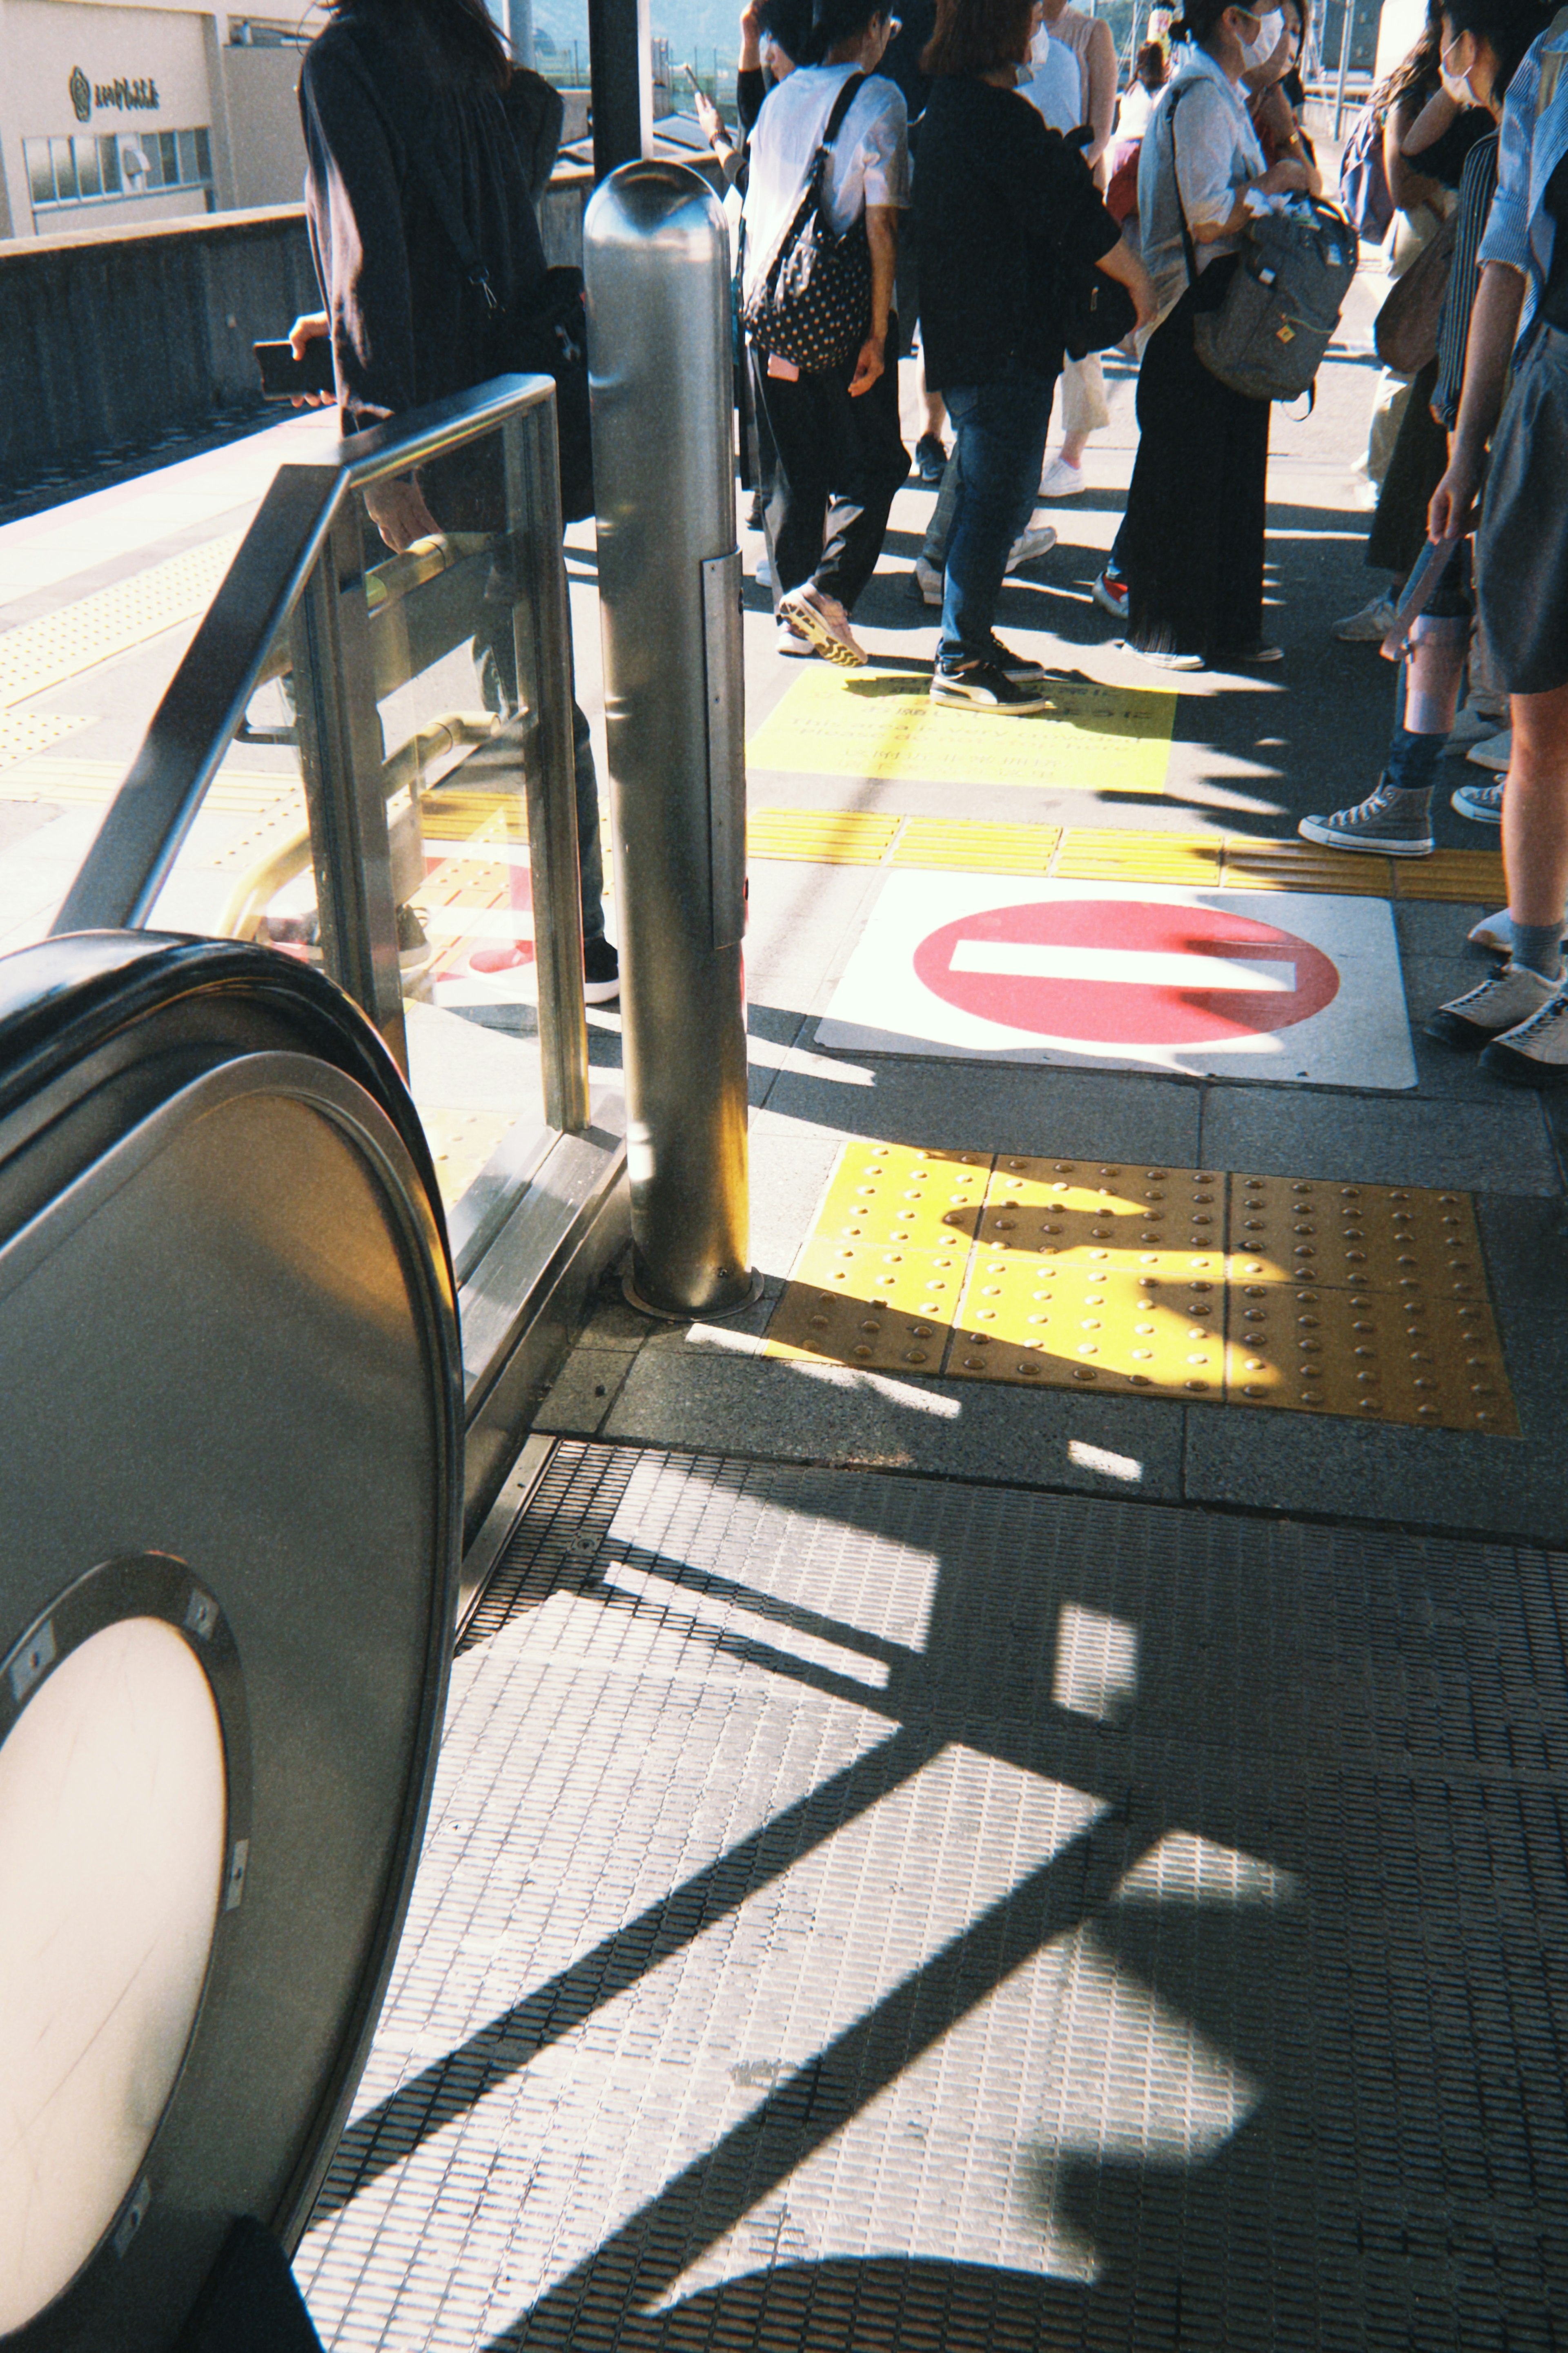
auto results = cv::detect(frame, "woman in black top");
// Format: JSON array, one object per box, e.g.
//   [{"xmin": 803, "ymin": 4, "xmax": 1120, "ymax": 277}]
[
  {"xmin": 289, "ymin": 0, "xmax": 617, "ymax": 1000},
  {"xmin": 915, "ymin": 0, "xmax": 1152, "ymax": 711}
]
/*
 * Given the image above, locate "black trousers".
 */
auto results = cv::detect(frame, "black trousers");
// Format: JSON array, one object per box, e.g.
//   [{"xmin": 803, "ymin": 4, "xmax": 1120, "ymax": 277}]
[
  {"xmin": 751, "ymin": 331, "xmax": 909, "ymax": 614},
  {"xmin": 1121, "ymin": 268, "xmax": 1270, "ymax": 661}
]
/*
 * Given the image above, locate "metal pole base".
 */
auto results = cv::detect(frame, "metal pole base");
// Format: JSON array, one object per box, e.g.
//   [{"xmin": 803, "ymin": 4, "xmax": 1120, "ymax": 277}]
[{"xmin": 622, "ymin": 1263, "xmax": 763, "ymax": 1323}]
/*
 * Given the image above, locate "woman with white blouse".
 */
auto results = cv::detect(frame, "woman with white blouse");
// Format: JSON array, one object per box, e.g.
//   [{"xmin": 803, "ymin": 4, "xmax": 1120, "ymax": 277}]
[{"xmin": 1115, "ymin": 0, "xmax": 1312, "ymax": 668}]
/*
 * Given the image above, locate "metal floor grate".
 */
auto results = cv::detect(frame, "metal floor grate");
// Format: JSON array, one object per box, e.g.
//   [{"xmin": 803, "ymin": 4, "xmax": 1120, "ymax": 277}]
[{"xmin": 298, "ymin": 1443, "xmax": 1568, "ymax": 2351}]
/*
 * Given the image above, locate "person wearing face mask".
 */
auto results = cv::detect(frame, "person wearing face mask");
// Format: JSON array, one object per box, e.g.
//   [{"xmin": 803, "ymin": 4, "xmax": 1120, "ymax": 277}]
[
  {"xmin": 1113, "ymin": 0, "xmax": 1313, "ymax": 670},
  {"xmin": 1421, "ymin": 0, "xmax": 1568, "ymax": 1083},
  {"xmin": 1299, "ymin": 0, "xmax": 1546, "ymax": 866},
  {"xmin": 1244, "ymin": 0, "xmax": 1321, "ymax": 191}
]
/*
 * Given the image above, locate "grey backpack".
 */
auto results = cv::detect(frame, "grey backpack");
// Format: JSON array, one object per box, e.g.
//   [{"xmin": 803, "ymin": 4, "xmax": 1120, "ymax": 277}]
[{"xmin": 1170, "ymin": 89, "xmax": 1356, "ymax": 404}]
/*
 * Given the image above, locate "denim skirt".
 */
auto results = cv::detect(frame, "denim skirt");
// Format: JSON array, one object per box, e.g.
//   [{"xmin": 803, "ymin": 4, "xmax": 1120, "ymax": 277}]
[{"xmin": 1477, "ymin": 321, "xmax": 1568, "ymax": 696}]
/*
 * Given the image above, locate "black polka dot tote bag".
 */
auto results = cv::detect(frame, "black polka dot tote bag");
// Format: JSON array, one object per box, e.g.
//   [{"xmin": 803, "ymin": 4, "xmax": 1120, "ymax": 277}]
[{"xmin": 742, "ymin": 73, "xmax": 873, "ymax": 375}]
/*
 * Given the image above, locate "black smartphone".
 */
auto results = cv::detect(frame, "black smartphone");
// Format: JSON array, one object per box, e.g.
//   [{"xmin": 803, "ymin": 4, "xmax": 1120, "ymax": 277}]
[{"xmin": 254, "ymin": 338, "xmax": 337, "ymax": 400}]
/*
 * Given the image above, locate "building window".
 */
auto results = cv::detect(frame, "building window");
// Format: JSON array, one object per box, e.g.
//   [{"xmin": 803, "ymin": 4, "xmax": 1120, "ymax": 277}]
[{"xmin": 22, "ymin": 127, "xmax": 211, "ymax": 213}]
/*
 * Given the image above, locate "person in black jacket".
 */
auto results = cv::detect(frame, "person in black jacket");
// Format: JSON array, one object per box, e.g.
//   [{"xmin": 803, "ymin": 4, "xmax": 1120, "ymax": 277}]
[
  {"xmin": 289, "ymin": 0, "xmax": 617, "ymax": 999},
  {"xmin": 915, "ymin": 0, "xmax": 1152, "ymax": 709}
]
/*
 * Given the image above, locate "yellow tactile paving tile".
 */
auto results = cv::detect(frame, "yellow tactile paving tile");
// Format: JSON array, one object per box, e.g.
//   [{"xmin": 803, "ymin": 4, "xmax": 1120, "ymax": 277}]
[
  {"xmin": 736, "ymin": 813, "xmax": 1496, "ymax": 908},
  {"xmin": 0, "ymin": 533, "xmax": 243, "ymax": 709},
  {"xmin": 0, "ymin": 756, "xmax": 298, "ymax": 814},
  {"xmin": 1219, "ymin": 839, "xmax": 1392, "ymax": 895},
  {"xmin": 1392, "ymin": 848, "xmax": 1506, "ymax": 903},
  {"xmin": 764, "ymin": 1240, "xmax": 962, "ymax": 1372},
  {"xmin": 420, "ymin": 1106, "xmax": 517, "ymax": 1212},
  {"xmin": 1226, "ymin": 1174, "xmax": 1485, "ymax": 1297},
  {"xmin": 944, "ymin": 1256, "xmax": 1226, "ymax": 1398},
  {"xmin": 746, "ymin": 664, "xmax": 1175, "ymax": 796},
  {"xmin": 746, "ymin": 807, "xmax": 902, "ymax": 864},
  {"xmin": 1224, "ymin": 1282, "xmax": 1518, "ymax": 1433},
  {"xmin": 419, "ymin": 788, "xmax": 530, "ymax": 843},
  {"xmin": 764, "ymin": 1142, "xmax": 1520, "ymax": 1432},
  {"xmin": 0, "ymin": 712, "xmax": 92, "ymax": 770},
  {"xmin": 1052, "ymin": 828, "xmax": 1223, "ymax": 882},
  {"xmin": 976, "ymin": 1157, "xmax": 1228, "ymax": 1275},
  {"xmin": 813, "ymin": 1142, "xmax": 992, "ymax": 1249},
  {"xmin": 890, "ymin": 816, "xmax": 1060, "ymax": 872}
]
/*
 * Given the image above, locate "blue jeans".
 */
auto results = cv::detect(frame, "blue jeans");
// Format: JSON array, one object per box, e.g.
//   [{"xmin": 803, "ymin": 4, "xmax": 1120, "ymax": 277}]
[{"xmin": 940, "ymin": 370, "xmax": 1058, "ymax": 662}]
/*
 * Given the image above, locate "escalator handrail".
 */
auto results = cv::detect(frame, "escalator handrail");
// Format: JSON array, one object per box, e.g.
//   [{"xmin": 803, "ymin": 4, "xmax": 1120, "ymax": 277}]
[
  {"xmin": 51, "ymin": 372, "xmax": 557, "ymax": 940},
  {"xmin": 0, "ymin": 932, "xmax": 453, "ymax": 1287}
]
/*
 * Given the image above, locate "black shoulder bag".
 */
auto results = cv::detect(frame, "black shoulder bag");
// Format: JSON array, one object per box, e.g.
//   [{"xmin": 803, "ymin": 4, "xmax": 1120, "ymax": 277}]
[
  {"xmin": 1054, "ymin": 127, "xmax": 1138, "ymax": 362},
  {"xmin": 344, "ymin": 35, "xmax": 593, "ymax": 521},
  {"xmin": 742, "ymin": 72, "xmax": 874, "ymax": 374}
]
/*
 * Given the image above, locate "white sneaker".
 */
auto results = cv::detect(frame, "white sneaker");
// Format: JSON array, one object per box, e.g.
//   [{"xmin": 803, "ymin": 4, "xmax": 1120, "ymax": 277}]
[
  {"xmin": 1467, "ymin": 728, "xmax": 1512, "ymax": 772},
  {"xmin": 913, "ymin": 555, "xmax": 944, "ymax": 607},
  {"xmin": 1427, "ymin": 960, "xmax": 1561, "ymax": 1048},
  {"xmin": 756, "ymin": 551, "xmax": 773, "ymax": 588},
  {"xmin": 777, "ymin": 584, "xmax": 866, "ymax": 667},
  {"xmin": 1447, "ymin": 698, "xmax": 1508, "ymax": 745},
  {"xmin": 1006, "ymin": 523, "xmax": 1058, "ymax": 572},
  {"xmin": 1038, "ymin": 455, "xmax": 1086, "ymax": 498},
  {"xmin": 1481, "ymin": 985, "xmax": 1568, "ymax": 1086},
  {"xmin": 775, "ymin": 618, "xmax": 815, "ymax": 657},
  {"xmin": 1333, "ymin": 593, "xmax": 1399, "ymax": 643}
]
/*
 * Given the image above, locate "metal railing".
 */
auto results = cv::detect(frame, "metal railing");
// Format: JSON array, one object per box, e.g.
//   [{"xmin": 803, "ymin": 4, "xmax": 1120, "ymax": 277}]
[{"xmin": 54, "ymin": 374, "xmax": 625, "ymax": 1546}]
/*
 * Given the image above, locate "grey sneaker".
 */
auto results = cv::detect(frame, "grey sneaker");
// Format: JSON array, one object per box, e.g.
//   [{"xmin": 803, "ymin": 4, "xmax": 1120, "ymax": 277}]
[
  {"xmin": 1481, "ymin": 986, "xmax": 1568, "ymax": 1086},
  {"xmin": 1467, "ymin": 728, "xmax": 1511, "ymax": 772},
  {"xmin": 1297, "ymin": 783, "xmax": 1433, "ymax": 857},
  {"xmin": 1466, "ymin": 909, "xmax": 1568, "ymax": 959},
  {"xmin": 1333, "ymin": 593, "xmax": 1399, "ymax": 642},
  {"xmin": 1451, "ymin": 777, "xmax": 1503, "ymax": 824},
  {"xmin": 1427, "ymin": 960, "xmax": 1561, "ymax": 1048}
]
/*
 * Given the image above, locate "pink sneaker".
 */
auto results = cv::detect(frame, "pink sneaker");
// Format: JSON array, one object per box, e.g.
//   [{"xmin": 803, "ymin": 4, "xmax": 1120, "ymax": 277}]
[{"xmin": 777, "ymin": 584, "xmax": 866, "ymax": 669}]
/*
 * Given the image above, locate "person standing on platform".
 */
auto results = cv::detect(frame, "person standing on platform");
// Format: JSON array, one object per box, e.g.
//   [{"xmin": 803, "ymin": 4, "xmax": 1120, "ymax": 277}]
[
  {"xmin": 743, "ymin": 0, "xmax": 912, "ymax": 666},
  {"xmin": 916, "ymin": 0, "xmax": 1153, "ymax": 709},
  {"xmin": 1029, "ymin": 0, "xmax": 1119, "ymax": 495},
  {"xmin": 1426, "ymin": 0, "xmax": 1568, "ymax": 1083},
  {"xmin": 1115, "ymin": 0, "xmax": 1313, "ymax": 670},
  {"xmin": 290, "ymin": 0, "xmax": 619, "ymax": 999}
]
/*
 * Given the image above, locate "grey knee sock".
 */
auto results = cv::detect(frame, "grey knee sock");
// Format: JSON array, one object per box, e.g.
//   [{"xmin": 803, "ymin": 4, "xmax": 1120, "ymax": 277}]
[{"xmin": 1511, "ymin": 921, "xmax": 1564, "ymax": 983}]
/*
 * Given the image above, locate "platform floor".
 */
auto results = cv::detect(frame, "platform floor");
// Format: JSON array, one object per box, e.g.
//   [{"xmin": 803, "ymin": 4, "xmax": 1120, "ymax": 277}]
[
  {"xmin": 7, "ymin": 229, "xmax": 1568, "ymax": 2348},
  {"xmin": 298, "ymin": 1441, "xmax": 1568, "ymax": 2350}
]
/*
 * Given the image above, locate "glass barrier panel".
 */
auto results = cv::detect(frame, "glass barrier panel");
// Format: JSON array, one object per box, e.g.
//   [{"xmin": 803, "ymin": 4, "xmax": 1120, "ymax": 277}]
[
  {"xmin": 143, "ymin": 617, "xmax": 320, "ymax": 969},
  {"xmin": 340, "ymin": 422, "xmax": 561, "ymax": 1236}
]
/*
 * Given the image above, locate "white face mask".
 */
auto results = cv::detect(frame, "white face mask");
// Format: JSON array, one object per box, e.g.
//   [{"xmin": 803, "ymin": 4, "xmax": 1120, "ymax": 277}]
[
  {"xmin": 1440, "ymin": 34, "xmax": 1477, "ymax": 102},
  {"xmin": 1240, "ymin": 8, "xmax": 1285, "ymax": 68}
]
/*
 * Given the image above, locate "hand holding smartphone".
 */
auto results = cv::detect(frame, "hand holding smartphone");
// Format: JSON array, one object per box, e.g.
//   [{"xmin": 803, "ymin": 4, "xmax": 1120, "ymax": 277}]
[{"xmin": 254, "ymin": 338, "xmax": 336, "ymax": 401}]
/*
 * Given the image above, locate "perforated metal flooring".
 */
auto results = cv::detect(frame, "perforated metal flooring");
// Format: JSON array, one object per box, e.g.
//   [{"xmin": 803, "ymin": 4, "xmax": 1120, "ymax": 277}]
[{"xmin": 298, "ymin": 1443, "xmax": 1568, "ymax": 2351}]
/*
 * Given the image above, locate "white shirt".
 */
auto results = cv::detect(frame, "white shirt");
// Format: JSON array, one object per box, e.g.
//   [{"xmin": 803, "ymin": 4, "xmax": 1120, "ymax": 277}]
[
  {"xmin": 1020, "ymin": 37, "xmax": 1084, "ymax": 135},
  {"xmin": 1116, "ymin": 82, "xmax": 1157, "ymax": 141},
  {"xmin": 1138, "ymin": 45, "xmax": 1266, "ymax": 328},
  {"xmin": 741, "ymin": 65, "xmax": 910, "ymax": 304}
]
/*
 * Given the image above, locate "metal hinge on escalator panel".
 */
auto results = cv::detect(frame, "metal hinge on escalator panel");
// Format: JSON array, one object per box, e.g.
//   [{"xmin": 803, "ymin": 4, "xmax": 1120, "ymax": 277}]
[{"xmin": 701, "ymin": 549, "xmax": 747, "ymax": 953}]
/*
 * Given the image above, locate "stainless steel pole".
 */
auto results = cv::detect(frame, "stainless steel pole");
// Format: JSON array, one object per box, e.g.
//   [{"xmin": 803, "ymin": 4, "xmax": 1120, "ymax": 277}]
[{"xmin": 584, "ymin": 159, "xmax": 752, "ymax": 1320}]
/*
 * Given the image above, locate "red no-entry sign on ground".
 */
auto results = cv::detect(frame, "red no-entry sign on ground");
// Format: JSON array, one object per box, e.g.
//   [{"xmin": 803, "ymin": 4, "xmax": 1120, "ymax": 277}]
[{"xmin": 912, "ymin": 897, "xmax": 1341, "ymax": 1048}]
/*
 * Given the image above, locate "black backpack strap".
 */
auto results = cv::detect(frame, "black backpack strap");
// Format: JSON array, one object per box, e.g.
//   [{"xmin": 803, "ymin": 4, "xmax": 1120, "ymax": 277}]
[
  {"xmin": 341, "ymin": 29, "xmax": 501, "ymax": 311},
  {"xmin": 752, "ymin": 69, "xmax": 869, "ymax": 295},
  {"xmin": 821, "ymin": 67, "xmax": 868, "ymax": 152}
]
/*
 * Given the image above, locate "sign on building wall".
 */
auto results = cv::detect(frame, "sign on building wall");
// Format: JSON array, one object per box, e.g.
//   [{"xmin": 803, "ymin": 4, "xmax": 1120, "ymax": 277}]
[{"xmin": 68, "ymin": 67, "xmax": 161, "ymax": 121}]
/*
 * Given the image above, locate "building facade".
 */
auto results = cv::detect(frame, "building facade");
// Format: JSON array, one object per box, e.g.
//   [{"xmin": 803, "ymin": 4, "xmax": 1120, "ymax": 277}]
[{"xmin": 0, "ymin": 0, "xmax": 318, "ymax": 241}]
